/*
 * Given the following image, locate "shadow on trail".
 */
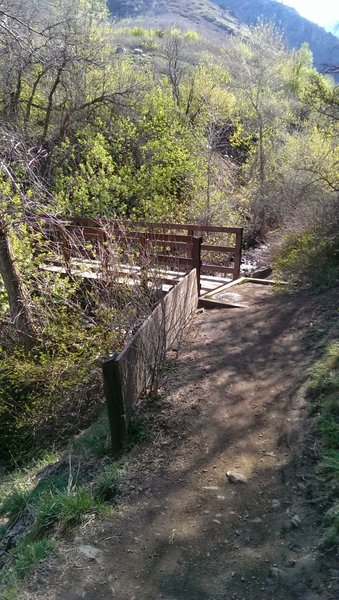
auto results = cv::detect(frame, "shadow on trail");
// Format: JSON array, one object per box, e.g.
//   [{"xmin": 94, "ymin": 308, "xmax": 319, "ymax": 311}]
[{"xmin": 37, "ymin": 286, "xmax": 339, "ymax": 600}]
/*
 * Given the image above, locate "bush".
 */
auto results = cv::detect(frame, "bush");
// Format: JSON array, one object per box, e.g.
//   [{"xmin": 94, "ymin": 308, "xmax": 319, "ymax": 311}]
[
  {"xmin": 0, "ymin": 347, "xmax": 103, "ymax": 465},
  {"xmin": 276, "ymin": 232, "xmax": 339, "ymax": 291}
]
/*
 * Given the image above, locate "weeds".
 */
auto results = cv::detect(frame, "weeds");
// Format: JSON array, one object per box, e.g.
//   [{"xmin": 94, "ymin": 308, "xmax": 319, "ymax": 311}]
[
  {"xmin": 1, "ymin": 537, "xmax": 54, "ymax": 585},
  {"xmin": 93, "ymin": 461, "xmax": 125, "ymax": 502},
  {"xmin": 0, "ymin": 438, "xmax": 125, "ymax": 597},
  {"xmin": 308, "ymin": 342, "xmax": 339, "ymax": 548},
  {"xmin": 73, "ymin": 410, "xmax": 111, "ymax": 458},
  {"xmin": 123, "ymin": 417, "xmax": 151, "ymax": 451}
]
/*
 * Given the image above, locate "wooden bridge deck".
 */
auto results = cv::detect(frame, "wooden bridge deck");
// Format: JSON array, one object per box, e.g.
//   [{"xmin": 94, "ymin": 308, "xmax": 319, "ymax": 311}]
[{"xmin": 42, "ymin": 261, "xmax": 232, "ymax": 296}]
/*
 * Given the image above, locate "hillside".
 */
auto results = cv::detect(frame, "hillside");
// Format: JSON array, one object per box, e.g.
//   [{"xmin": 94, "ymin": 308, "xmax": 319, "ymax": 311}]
[{"xmin": 107, "ymin": 0, "xmax": 339, "ymax": 75}]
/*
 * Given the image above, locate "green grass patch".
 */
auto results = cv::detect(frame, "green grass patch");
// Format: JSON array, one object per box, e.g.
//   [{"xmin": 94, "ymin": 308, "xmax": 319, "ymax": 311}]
[
  {"xmin": 0, "ymin": 536, "xmax": 54, "ymax": 600},
  {"xmin": 123, "ymin": 417, "xmax": 151, "ymax": 451},
  {"xmin": 93, "ymin": 461, "xmax": 125, "ymax": 502},
  {"xmin": 0, "ymin": 447, "xmax": 124, "ymax": 597},
  {"xmin": 1, "ymin": 537, "xmax": 54, "ymax": 585},
  {"xmin": 308, "ymin": 342, "xmax": 339, "ymax": 548},
  {"xmin": 73, "ymin": 410, "xmax": 111, "ymax": 458},
  {"xmin": 35, "ymin": 488, "xmax": 94, "ymax": 533}
]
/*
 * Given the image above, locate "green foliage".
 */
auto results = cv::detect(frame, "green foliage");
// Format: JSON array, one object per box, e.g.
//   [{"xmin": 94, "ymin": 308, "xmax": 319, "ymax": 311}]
[
  {"xmin": 184, "ymin": 30, "xmax": 200, "ymax": 41},
  {"xmin": 0, "ymin": 485, "xmax": 32, "ymax": 522},
  {"xmin": 0, "ymin": 449, "xmax": 124, "ymax": 596},
  {"xmin": 307, "ymin": 343, "xmax": 339, "ymax": 549},
  {"xmin": 276, "ymin": 233, "xmax": 339, "ymax": 291},
  {"xmin": 54, "ymin": 131, "xmax": 133, "ymax": 217},
  {"xmin": 0, "ymin": 344, "xmax": 103, "ymax": 464},
  {"xmin": 35, "ymin": 488, "xmax": 93, "ymax": 532},
  {"xmin": 0, "ymin": 537, "xmax": 54, "ymax": 586}
]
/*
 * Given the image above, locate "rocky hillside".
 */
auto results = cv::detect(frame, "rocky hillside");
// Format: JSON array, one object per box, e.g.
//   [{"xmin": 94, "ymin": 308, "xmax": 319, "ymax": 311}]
[{"xmin": 107, "ymin": 0, "xmax": 339, "ymax": 75}]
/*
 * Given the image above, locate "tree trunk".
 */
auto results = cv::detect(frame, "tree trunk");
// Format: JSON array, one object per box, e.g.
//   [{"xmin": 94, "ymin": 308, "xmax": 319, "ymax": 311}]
[{"xmin": 0, "ymin": 225, "xmax": 36, "ymax": 347}]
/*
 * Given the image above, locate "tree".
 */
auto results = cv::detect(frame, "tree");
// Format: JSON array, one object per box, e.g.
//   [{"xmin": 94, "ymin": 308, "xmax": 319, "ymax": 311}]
[{"xmin": 0, "ymin": 130, "xmax": 45, "ymax": 346}]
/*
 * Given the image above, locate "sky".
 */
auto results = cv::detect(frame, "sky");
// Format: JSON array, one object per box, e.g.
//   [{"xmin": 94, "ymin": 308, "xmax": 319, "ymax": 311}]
[{"xmin": 279, "ymin": 0, "xmax": 338, "ymax": 32}]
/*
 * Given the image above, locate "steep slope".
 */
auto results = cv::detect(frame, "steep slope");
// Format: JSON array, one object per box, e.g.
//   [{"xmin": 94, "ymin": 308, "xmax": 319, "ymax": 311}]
[
  {"xmin": 214, "ymin": 0, "xmax": 339, "ymax": 71},
  {"xmin": 107, "ymin": 0, "xmax": 339, "ymax": 74},
  {"xmin": 107, "ymin": 0, "xmax": 241, "ymax": 36}
]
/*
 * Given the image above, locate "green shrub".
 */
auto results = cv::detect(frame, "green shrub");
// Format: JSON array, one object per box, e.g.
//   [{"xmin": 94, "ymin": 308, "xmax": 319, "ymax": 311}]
[
  {"xmin": 0, "ymin": 347, "xmax": 103, "ymax": 465},
  {"xmin": 276, "ymin": 233, "xmax": 339, "ymax": 291}
]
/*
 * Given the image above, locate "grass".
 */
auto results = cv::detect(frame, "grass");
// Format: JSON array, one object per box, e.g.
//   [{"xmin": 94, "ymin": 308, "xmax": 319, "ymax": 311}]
[
  {"xmin": 308, "ymin": 342, "xmax": 339, "ymax": 548},
  {"xmin": 93, "ymin": 461, "xmax": 125, "ymax": 502},
  {"xmin": 0, "ymin": 390, "xmax": 154, "ymax": 596},
  {"xmin": 0, "ymin": 475, "xmax": 115, "ymax": 598},
  {"xmin": 1, "ymin": 537, "xmax": 55, "ymax": 585},
  {"xmin": 123, "ymin": 416, "xmax": 151, "ymax": 451},
  {"xmin": 73, "ymin": 410, "xmax": 111, "ymax": 458}
]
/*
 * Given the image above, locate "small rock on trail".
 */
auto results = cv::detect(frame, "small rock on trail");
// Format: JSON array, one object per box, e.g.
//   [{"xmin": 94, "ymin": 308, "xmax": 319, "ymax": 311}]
[{"xmin": 226, "ymin": 471, "xmax": 248, "ymax": 484}]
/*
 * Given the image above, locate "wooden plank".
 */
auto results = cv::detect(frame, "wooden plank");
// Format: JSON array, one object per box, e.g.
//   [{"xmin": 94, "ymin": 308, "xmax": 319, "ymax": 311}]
[
  {"xmin": 198, "ymin": 297, "xmax": 247, "ymax": 309},
  {"xmin": 200, "ymin": 277, "xmax": 247, "ymax": 298},
  {"xmin": 147, "ymin": 240, "xmax": 191, "ymax": 249},
  {"xmin": 104, "ymin": 270, "xmax": 198, "ymax": 449},
  {"xmin": 110, "ymin": 220, "xmax": 243, "ymax": 235},
  {"xmin": 146, "ymin": 233, "xmax": 193, "ymax": 243},
  {"xmin": 65, "ymin": 225, "xmax": 105, "ymax": 237},
  {"xmin": 201, "ymin": 264, "xmax": 235, "ymax": 274},
  {"xmin": 244, "ymin": 278, "xmax": 288, "ymax": 285},
  {"xmin": 155, "ymin": 255, "xmax": 193, "ymax": 267},
  {"xmin": 192, "ymin": 236, "xmax": 202, "ymax": 295},
  {"xmin": 201, "ymin": 244, "xmax": 236, "ymax": 253}
]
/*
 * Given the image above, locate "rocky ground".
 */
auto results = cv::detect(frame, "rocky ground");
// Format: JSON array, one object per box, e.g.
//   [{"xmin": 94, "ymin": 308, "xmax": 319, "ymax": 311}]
[{"xmin": 22, "ymin": 283, "xmax": 339, "ymax": 600}]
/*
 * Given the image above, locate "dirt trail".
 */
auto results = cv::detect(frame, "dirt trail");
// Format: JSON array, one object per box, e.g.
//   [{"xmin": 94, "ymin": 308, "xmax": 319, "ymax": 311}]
[{"xmin": 24, "ymin": 286, "xmax": 338, "ymax": 600}]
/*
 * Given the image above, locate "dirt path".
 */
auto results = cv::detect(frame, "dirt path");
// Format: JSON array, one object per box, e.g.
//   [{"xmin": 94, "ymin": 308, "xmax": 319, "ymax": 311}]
[{"xmin": 24, "ymin": 286, "xmax": 338, "ymax": 600}]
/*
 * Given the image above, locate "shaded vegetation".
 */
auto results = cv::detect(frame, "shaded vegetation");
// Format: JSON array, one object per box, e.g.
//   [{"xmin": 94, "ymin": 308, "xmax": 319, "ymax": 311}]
[{"xmin": 308, "ymin": 343, "xmax": 339, "ymax": 548}]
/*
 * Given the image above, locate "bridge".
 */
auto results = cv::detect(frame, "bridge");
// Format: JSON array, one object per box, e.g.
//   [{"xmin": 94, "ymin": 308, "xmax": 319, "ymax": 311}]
[{"xmin": 34, "ymin": 216, "xmax": 244, "ymax": 302}]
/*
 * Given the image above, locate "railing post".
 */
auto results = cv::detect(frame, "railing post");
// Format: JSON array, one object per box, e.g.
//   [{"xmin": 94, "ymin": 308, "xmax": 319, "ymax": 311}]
[
  {"xmin": 140, "ymin": 232, "xmax": 148, "ymax": 291},
  {"xmin": 102, "ymin": 358, "xmax": 126, "ymax": 453},
  {"xmin": 192, "ymin": 235, "xmax": 202, "ymax": 296},
  {"xmin": 233, "ymin": 228, "xmax": 243, "ymax": 280},
  {"xmin": 187, "ymin": 226, "xmax": 194, "ymax": 259}
]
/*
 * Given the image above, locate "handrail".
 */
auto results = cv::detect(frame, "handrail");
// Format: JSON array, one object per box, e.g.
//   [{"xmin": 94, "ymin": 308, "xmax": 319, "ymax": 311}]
[{"xmin": 33, "ymin": 216, "xmax": 243, "ymax": 287}]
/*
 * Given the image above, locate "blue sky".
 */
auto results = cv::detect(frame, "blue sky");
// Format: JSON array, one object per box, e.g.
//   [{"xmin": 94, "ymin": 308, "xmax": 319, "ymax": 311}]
[{"xmin": 279, "ymin": 0, "xmax": 338, "ymax": 32}]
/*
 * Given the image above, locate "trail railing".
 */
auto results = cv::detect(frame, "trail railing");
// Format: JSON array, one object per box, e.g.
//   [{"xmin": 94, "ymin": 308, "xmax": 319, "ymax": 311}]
[{"xmin": 32, "ymin": 216, "xmax": 243, "ymax": 293}]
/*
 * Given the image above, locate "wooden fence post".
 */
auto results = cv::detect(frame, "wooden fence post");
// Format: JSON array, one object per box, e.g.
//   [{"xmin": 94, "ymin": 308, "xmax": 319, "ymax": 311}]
[
  {"xmin": 140, "ymin": 232, "xmax": 148, "ymax": 291},
  {"xmin": 187, "ymin": 226, "xmax": 194, "ymax": 259},
  {"xmin": 102, "ymin": 358, "xmax": 126, "ymax": 453},
  {"xmin": 192, "ymin": 236, "xmax": 202, "ymax": 295},
  {"xmin": 233, "ymin": 228, "xmax": 243, "ymax": 280}
]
